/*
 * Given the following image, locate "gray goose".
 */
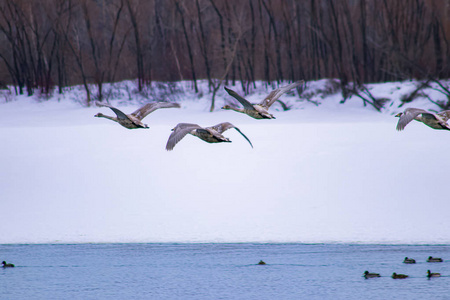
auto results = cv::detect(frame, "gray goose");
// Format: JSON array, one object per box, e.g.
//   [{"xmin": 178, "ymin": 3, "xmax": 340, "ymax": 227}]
[
  {"xmin": 395, "ymin": 107, "xmax": 450, "ymax": 131},
  {"xmin": 95, "ymin": 102, "xmax": 180, "ymax": 129},
  {"xmin": 166, "ymin": 122, "xmax": 253, "ymax": 151},
  {"xmin": 222, "ymin": 81, "xmax": 303, "ymax": 119}
]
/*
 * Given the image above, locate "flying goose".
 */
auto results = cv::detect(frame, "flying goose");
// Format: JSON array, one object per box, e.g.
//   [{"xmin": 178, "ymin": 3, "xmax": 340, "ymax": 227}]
[
  {"xmin": 395, "ymin": 108, "xmax": 450, "ymax": 131},
  {"xmin": 165, "ymin": 122, "xmax": 253, "ymax": 151},
  {"xmin": 403, "ymin": 257, "xmax": 416, "ymax": 264},
  {"xmin": 95, "ymin": 102, "xmax": 180, "ymax": 129},
  {"xmin": 363, "ymin": 271, "xmax": 381, "ymax": 278},
  {"xmin": 427, "ymin": 270, "xmax": 441, "ymax": 278},
  {"xmin": 2, "ymin": 261, "xmax": 14, "ymax": 268},
  {"xmin": 392, "ymin": 272, "xmax": 408, "ymax": 279},
  {"xmin": 222, "ymin": 81, "xmax": 304, "ymax": 119}
]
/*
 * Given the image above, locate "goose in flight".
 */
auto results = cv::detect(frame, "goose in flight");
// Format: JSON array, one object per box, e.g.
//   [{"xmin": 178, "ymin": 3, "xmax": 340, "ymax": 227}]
[
  {"xmin": 95, "ymin": 102, "xmax": 180, "ymax": 129},
  {"xmin": 395, "ymin": 107, "xmax": 450, "ymax": 131},
  {"xmin": 222, "ymin": 81, "xmax": 303, "ymax": 119},
  {"xmin": 166, "ymin": 122, "xmax": 253, "ymax": 151}
]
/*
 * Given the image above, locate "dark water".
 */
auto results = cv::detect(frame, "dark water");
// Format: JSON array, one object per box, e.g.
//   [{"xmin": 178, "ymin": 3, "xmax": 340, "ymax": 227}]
[{"xmin": 0, "ymin": 243, "xmax": 449, "ymax": 299}]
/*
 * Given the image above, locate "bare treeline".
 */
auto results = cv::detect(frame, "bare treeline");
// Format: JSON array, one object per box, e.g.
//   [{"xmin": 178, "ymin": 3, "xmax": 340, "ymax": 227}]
[{"xmin": 0, "ymin": 0, "xmax": 449, "ymax": 102}]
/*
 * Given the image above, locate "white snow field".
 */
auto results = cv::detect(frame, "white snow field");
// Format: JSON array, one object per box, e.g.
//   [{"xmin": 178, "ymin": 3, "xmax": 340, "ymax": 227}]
[{"xmin": 1, "ymin": 79, "xmax": 449, "ymax": 244}]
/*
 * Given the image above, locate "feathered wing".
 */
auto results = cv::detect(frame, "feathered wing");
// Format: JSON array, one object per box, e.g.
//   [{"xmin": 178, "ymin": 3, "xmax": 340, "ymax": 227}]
[
  {"xmin": 396, "ymin": 108, "xmax": 429, "ymax": 131},
  {"xmin": 96, "ymin": 102, "xmax": 128, "ymax": 120},
  {"xmin": 260, "ymin": 80, "xmax": 304, "ymax": 108},
  {"xmin": 207, "ymin": 122, "xmax": 236, "ymax": 134},
  {"xmin": 208, "ymin": 122, "xmax": 253, "ymax": 148},
  {"xmin": 132, "ymin": 102, "xmax": 181, "ymax": 120},
  {"xmin": 233, "ymin": 127, "xmax": 253, "ymax": 148},
  {"xmin": 166, "ymin": 123, "xmax": 202, "ymax": 151},
  {"xmin": 421, "ymin": 112, "xmax": 450, "ymax": 129},
  {"xmin": 437, "ymin": 110, "xmax": 450, "ymax": 122},
  {"xmin": 224, "ymin": 87, "xmax": 256, "ymax": 110}
]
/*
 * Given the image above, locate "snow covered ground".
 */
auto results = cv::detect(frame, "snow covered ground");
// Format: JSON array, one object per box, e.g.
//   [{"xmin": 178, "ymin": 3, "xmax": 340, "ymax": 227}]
[{"xmin": 1, "ymin": 79, "xmax": 449, "ymax": 244}]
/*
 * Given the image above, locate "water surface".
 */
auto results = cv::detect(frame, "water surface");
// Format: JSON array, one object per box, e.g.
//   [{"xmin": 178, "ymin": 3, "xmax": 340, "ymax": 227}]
[{"xmin": 1, "ymin": 243, "xmax": 448, "ymax": 299}]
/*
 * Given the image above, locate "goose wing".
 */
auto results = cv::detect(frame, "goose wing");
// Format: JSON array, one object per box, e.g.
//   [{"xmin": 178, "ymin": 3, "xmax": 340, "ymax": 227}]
[
  {"xmin": 396, "ymin": 107, "xmax": 429, "ymax": 131},
  {"xmin": 132, "ymin": 102, "xmax": 181, "ymax": 120},
  {"xmin": 207, "ymin": 122, "xmax": 253, "ymax": 148},
  {"xmin": 224, "ymin": 87, "xmax": 256, "ymax": 111},
  {"xmin": 166, "ymin": 123, "xmax": 202, "ymax": 151},
  {"xmin": 96, "ymin": 102, "xmax": 128, "ymax": 120},
  {"xmin": 207, "ymin": 122, "xmax": 236, "ymax": 134},
  {"xmin": 260, "ymin": 81, "xmax": 303, "ymax": 108}
]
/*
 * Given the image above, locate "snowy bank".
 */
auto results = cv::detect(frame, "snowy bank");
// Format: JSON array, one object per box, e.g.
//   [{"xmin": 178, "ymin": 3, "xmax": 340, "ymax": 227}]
[{"xmin": 1, "ymin": 80, "xmax": 449, "ymax": 244}]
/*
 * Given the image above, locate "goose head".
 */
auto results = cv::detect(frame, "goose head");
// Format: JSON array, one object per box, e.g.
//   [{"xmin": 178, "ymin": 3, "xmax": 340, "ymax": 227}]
[
  {"xmin": 94, "ymin": 113, "xmax": 104, "ymax": 118},
  {"xmin": 221, "ymin": 105, "xmax": 232, "ymax": 110},
  {"xmin": 395, "ymin": 112, "xmax": 403, "ymax": 118}
]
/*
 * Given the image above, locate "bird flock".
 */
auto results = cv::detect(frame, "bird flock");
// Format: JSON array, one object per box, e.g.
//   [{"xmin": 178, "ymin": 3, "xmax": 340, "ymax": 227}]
[
  {"xmin": 364, "ymin": 256, "xmax": 444, "ymax": 279},
  {"xmin": 94, "ymin": 82, "xmax": 450, "ymax": 151},
  {"xmin": 94, "ymin": 81, "xmax": 304, "ymax": 150}
]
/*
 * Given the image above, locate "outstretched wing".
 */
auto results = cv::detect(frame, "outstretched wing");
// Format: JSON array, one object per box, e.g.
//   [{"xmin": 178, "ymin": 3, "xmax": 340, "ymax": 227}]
[
  {"xmin": 207, "ymin": 122, "xmax": 236, "ymax": 134},
  {"xmin": 132, "ymin": 102, "xmax": 181, "ymax": 120},
  {"xmin": 396, "ymin": 107, "xmax": 429, "ymax": 131},
  {"xmin": 166, "ymin": 123, "xmax": 202, "ymax": 151},
  {"xmin": 260, "ymin": 81, "xmax": 304, "ymax": 108},
  {"xmin": 224, "ymin": 87, "xmax": 256, "ymax": 110},
  {"xmin": 233, "ymin": 127, "xmax": 253, "ymax": 148},
  {"xmin": 96, "ymin": 101, "xmax": 128, "ymax": 120},
  {"xmin": 208, "ymin": 122, "xmax": 253, "ymax": 148}
]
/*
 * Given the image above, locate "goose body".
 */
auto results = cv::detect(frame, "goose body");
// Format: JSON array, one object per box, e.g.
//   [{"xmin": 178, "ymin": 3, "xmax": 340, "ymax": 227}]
[
  {"xmin": 2, "ymin": 261, "xmax": 14, "ymax": 268},
  {"xmin": 427, "ymin": 256, "xmax": 443, "ymax": 262},
  {"xmin": 258, "ymin": 260, "xmax": 266, "ymax": 265},
  {"xmin": 392, "ymin": 272, "xmax": 408, "ymax": 279},
  {"xmin": 222, "ymin": 81, "xmax": 303, "ymax": 119},
  {"xmin": 165, "ymin": 122, "xmax": 253, "ymax": 151},
  {"xmin": 95, "ymin": 102, "xmax": 180, "ymax": 129},
  {"xmin": 403, "ymin": 257, "xmax": 416, "ymax": 264},
  {"xmin": 363, "ymin": 271, "xmax": 380, "ymax": 278},
  {"xmin": 395, "ymin": 108, "xmax": 450, "ymax": 131}
]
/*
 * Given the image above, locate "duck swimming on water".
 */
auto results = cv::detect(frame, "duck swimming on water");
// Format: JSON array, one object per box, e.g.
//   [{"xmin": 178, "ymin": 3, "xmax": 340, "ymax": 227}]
[
  {"xmin": 403, "ymin": 257, "xmax": 416, "ymax": 264},
  {"xmin": 2, "ymin": 261, "xmax": 14, "ymax": 268},
  {"xmin": 363, "ymin": 271, "xmax": 380, "ymax": 278},
  {"xmin": 392, "ymin": 272, "xmax": 408, "ymax": 279},
  {"xmin": 427, "ymin": 256, "xmax": 443, "ymax": 262}
]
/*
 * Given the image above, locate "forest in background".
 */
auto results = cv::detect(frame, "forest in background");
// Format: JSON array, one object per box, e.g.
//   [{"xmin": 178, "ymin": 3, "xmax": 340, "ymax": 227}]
[{"xmin": 0, "ymin": 0, "xmax": 449, "ymax": 108}]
